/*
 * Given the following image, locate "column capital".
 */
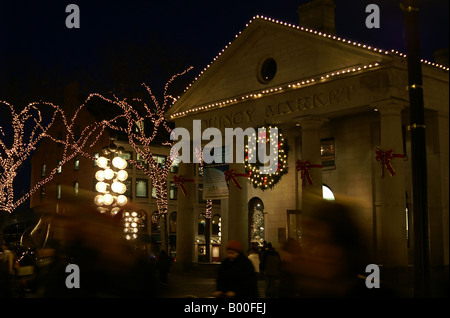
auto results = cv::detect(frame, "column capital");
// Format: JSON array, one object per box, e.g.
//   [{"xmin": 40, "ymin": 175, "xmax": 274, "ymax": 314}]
[
  {"xmin": 372, "ymin": 99, "xmax": 408, "ymax": 116},
  {"xmin": 295, "ymin": 115, "xmax": 328, "ymax": 130}
]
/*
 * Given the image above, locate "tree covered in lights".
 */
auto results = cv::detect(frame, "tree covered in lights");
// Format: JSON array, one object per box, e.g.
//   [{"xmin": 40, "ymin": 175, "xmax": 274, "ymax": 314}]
[
  {"xmin": 103, "ymin": 67, "xmax": 193, "ymax": 251},
  {"xmin": 0, "ymin": 97, "xmax": 117, "ymax": 241}
]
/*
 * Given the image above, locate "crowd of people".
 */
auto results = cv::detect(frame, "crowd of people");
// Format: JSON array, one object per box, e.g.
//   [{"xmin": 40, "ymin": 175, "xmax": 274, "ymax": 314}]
[{"xmin": 214, "ymin": 199, "xmax": 401, "ymax": 298}]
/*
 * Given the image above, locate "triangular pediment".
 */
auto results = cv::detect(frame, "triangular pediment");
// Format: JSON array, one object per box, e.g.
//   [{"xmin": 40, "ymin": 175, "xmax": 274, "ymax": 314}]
[{"xmin": 167, "ymin": 16, "xmax": 391, "ymax": 119}]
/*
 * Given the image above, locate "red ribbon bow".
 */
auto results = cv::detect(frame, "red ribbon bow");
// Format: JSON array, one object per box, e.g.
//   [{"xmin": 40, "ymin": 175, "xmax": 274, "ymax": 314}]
[
  {"xmin": 224, "ymin": 169, "xmax": 249, "ymax": 190},
  {"xmin": 173, "ymin": 175, "xmax": 194, "ymax": 196},
  {"xmin": 375, "ymin": 148, "xmax": 404, "ymax": 178},
  {"xmin": 296, "ymin": 159, "xmax": 323, "ymax": 186}
]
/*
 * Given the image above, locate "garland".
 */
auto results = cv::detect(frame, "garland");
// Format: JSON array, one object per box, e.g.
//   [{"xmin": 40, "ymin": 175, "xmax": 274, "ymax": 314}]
[{"xmin": 245, "ymin": 126, "xmax": 289, "ymax": 190}]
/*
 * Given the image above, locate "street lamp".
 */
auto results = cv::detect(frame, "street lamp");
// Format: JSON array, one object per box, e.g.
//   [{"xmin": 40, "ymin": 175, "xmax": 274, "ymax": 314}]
[{"xmin": 94, "ymin": 141, "xmax": 128, "ymax": 214}]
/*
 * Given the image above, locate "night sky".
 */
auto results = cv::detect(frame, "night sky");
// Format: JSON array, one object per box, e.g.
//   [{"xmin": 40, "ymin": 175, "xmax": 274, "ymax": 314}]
[
  {"xmin": 0, "ymin": 0, "xmax": 448, "ymax": 212},
  {"xmin": 0, "ymin": 0, "xmax": 448, "ymax": 105}
]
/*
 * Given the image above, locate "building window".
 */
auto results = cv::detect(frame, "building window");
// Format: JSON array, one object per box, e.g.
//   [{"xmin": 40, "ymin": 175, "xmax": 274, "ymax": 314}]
[
  {"xmin": 198, "ymin": 213, "xmax": 206, "ymax": 235},
  {"xmin": 136, "ymin": 153, "xmax": 148, "ymax": 170},
  {"xmin": 153, "ymin": 155, "xmax": 166, "ymax": 168},
  {"xmin": 136, "ymin": 179, "xmax": 148, "ymax": 198},
  {"xmin": 73, "ymin": 181, "xmax": 79, "ymax": 196},
  {"xmin": 124, "ymin": 178, "xmax": 132, "ymax": 198},
  {"xmin": 259, "ymin": 58, "xmax": 277, "ymax": 83},
  {"xmin": 170, "ymin": 182, "xmax": 177, "ymax": 200},
  {"xmin": 170, "ymin": 157, "xmax": 180, "ymax": 173},
  {"xmin": 198, "ymin": 184, "xmax": 206, "ymax": 203},
  {"xmin": 57, "ymin": 184, "xmax": 62, "ymax": 200},
  {"xmin": 322, "ymin": 184, "xmax": 335, "ymax": 201},
  {"xmin": 74, "ymin": 156, "xmax": 80, "ymax": 171},
  {"xmin": 119, "ymin": 151, "xmax": 133, "ymax": 168},
  {"xmin": 93, "ymin": 152, "xmax": 99, "ymax": 167},
  {"xmin": 169, "ymin": 212, "xmax": 177, "ymax": 234},
  {"xmin": 40, "ymin": 186, "xmax": 45, "ymax": 201},
  {"xmin": 321, "ymin": 137, "xmax": 335, "ymax": 168},
  {"xmin": 41, "ymin": 164, "xmax": 46, "ymax": 177},
  {"xmin": 151, "ymin": 211, "xmax": 161, "ymax": 234}
]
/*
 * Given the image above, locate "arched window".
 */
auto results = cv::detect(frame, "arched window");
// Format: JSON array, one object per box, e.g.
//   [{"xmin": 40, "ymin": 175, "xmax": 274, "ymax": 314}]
[
  {"xmin": 322, "ymin": 184, "xmax": 335, "ymax": 201},
  {"xmin": 198, "ymin": 213, "xmax": 206, "ymax": 235},
  {"xmin": 151, "ymin": 211, "xmax": 161, "ymax": 234},
  {"xmin": 248, "ymin": 197, "xmax": 265, "ymax": 246}
]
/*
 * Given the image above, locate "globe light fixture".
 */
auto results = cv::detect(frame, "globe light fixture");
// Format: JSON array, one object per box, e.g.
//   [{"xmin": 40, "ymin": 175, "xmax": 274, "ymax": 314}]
[
  {"xmin": 97, "ymin": 156, "xmax": 108, "ymax": 169},
  {"xmin": 94, "ymin": 140, "xmax": 129, "ymax": 214},
  {"xmin": 112, "ymin": 156, "xmax": 127, "ymax": 170}
]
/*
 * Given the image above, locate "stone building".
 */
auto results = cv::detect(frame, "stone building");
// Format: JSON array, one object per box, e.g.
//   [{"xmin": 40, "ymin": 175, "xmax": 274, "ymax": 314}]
[{"xmin": 166, "ymin": 0, "xmax": 449, "ymax": 282}]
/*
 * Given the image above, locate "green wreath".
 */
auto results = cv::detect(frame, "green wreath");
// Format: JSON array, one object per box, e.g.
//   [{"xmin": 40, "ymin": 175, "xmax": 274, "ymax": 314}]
[{"xmin": 245, "ymin": 126, "xmax": 289, "ymax": 190}]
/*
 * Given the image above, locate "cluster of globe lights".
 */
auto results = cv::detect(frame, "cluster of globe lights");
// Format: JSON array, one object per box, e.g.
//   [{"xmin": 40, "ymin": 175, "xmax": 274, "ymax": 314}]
[
  {"xmin": 123, "ymin": 211, "xmax": 142, "ymax": 240},
  {"xmin": 94, "ymin": 142, "xmax": 128, "ymax": 214}
]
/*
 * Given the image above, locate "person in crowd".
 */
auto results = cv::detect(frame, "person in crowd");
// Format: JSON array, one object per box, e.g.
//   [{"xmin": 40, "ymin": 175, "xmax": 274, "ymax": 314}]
[
  {"xmin": 156, "ymin": 250, "xmax": 171, "ymax": 285},
  {"xmin": 279, "ymin": 198, "xmax": 398, "ymax": 297},
  {"xmin": 247, "ymin": 242, "xmax": 261, "ymax": 279},
  {"xmin": 214, "ymin": 240, "xmax": 258, "ymax": 298},
  {"xmin": 260, "ymin": 242, "xmax": 282, "ymax": 297}
]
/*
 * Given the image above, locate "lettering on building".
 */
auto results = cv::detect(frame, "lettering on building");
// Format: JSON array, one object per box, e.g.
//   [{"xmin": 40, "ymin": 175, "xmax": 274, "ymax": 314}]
[{"xmin": 266, "ymin": 85, "xmax": 354, "ymax": 118}]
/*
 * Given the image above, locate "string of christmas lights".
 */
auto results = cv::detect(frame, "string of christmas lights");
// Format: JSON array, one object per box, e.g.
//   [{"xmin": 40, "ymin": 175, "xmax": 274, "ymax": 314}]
[
  {"xmin": 172, "ymin": 15, "xmax": 448, "ymax": 119},
  {"xmin": 0, "ymin": 97, "xmax": 121, "ymax": 214},
  {"xmin": 171, "ymin": 62, "xmax": 381, "ymax": 119},
  {"xmin": 245, "ymin": 126, "xmax": 289, "ymax": 190},
  {"xmin": 100, "ymin": 67, "xmax": 193, "ymax": 217}
]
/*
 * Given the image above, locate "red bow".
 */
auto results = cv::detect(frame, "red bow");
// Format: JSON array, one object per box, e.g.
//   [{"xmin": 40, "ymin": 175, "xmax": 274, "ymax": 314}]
[
  {"xmin": 375, "ymin": 148, "xmax": 404, "ymax": 178},
  {"xmin": 296, "ymin": 159, "xmax": 322, "ymax": 186},
  {"xmin": 173, "ymin": 175, "xmax": 194, "ymax": 196},
  {"xmin": 224, "ymin": 169, "xmax": 249, "ymax": 190}
]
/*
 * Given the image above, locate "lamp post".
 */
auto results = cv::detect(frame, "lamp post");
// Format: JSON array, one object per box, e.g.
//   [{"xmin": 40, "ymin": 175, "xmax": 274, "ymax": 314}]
[{"xmin": 94, "ymin": 141, "xmax": 128, "ymax": 215}]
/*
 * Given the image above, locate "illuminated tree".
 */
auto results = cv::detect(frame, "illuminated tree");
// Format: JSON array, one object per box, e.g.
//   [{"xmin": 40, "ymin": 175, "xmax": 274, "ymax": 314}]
[
  {"xmin": 103, "ymin": 67, "xmax": 193, "ymax": 251},
  {"xmin": 0, "ymin": 97, "xmax": 121, "ymax": 240}
]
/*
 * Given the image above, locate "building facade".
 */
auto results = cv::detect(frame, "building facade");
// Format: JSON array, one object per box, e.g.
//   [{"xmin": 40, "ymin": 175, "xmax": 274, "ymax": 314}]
[
  {"xmin": 28, "ymin": 83, "xmax": 223, "ymax": 261},
  {"xmin": 166, "ymin": 4, "xmax": 449, "ymax": 279}
]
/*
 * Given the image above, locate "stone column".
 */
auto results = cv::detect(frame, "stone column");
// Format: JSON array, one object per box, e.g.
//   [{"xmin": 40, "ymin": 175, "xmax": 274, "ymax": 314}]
[
  {"xmin": 297, "ymin": 116, "xmax": 327, "ymax": 216},
  {"xmin": 375, "ymin": 101, "xmax": 408, "ymax": 272},
  {"xmin": 176, "ymin": 162, "xmax": 196, "ymax": 271},
  {"xmin": 226, "ymin": 162, "xmax": 248, "ymax": 253}
]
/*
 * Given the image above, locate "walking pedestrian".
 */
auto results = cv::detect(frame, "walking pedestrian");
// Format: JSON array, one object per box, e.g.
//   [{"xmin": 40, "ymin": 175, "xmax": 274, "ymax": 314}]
[
  {"xmin": 214, "ymin": 240, "xmax": 258, "ymax": 298},
  {"xmin": 156, "ymin": 250, "xmax": 171, "ymax": 285},
  {"xmin": 247, "ymin": 243, "xmax": 261, "ymax": 279},
  {"xmin": 260, "ymin": 242, "xmax": 281, "ymax": 298}
]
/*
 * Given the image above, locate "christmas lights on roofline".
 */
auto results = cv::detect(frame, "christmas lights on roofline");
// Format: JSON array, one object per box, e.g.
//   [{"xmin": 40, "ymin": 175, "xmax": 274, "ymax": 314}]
[
  {"xmin": 174, "ymin": 15, "xmax": 448, "ymax": 116},
  {"xmin": 171, "ymin": 62, "xmax": 381, "ymax": 119}
]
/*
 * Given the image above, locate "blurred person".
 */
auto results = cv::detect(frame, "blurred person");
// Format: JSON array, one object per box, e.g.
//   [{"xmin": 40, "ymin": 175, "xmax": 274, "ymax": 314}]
[
  {"xmin": 0, "ymin": 244, "xmax": 14, "ymax": 297},
  {"xmin": 247, "ymin": 243, "xmax": 261, "ymax": 279},
  {"xmin": 260, "ymin": 242, "xmax": 282, "ymax": 297},
  {"xmin": 156, "ymin": 250, "xmax": 171, "ymax": 286},
  {"xmin": 280, "ymin": 198, "xmax": 393, "ymax": 298},
  {"xmin": 32, "ymin": 190, "xmax": 159, "ymax": 298},
  {"xmin": 214, "ymin": 240, "xmax": 258, "ymax": 298}
]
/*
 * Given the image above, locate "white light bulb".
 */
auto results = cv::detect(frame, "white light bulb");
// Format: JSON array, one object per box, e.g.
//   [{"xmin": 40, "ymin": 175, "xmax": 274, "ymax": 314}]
[
  {"xmin": 94, "ymin": 194, "xmax": 104, "ymax": 206},
  {"xmin": 111, "ymin": 181, "xmax": 126, "ymax": 194},
  {"xmin": 116, "ymin": 195, "xmax": 127, "ymax": 206},
  {"xmin": 95, "ymin": 170, "xmax": 105, "ymax": 181},
  {"xmin": 104, "ymin": 168, "xmax": 114, "ymax": 180},
  {"xmin": 116, "ymin": 170, "xmax": 128, "ymax": 181},
  {"xmin": 97, "ymin": 157, "xmax": 108, "ymax": 169},
  {"xmin": 103, "ymin": 194, "xmax": 114, "ymax": 205},
  {"xmin": 95, "ymin": 181, "xmax": 108, "ymax": 193},
  {"xmin": 112, "ymin": 157, "xmax": 127, "ymax": 170}
]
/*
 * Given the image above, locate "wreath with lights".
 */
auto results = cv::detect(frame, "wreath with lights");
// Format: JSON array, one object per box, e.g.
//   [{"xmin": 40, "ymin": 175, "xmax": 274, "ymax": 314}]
[{"xmin": 245, "ymin": 126, "xmax": 289, "ymax": 190}]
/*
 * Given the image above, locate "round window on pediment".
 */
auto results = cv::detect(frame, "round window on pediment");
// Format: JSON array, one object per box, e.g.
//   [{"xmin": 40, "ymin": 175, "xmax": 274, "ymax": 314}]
[{"xmin": 258, "ymin": 58, "xmax": 277, "ymax": 83}]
